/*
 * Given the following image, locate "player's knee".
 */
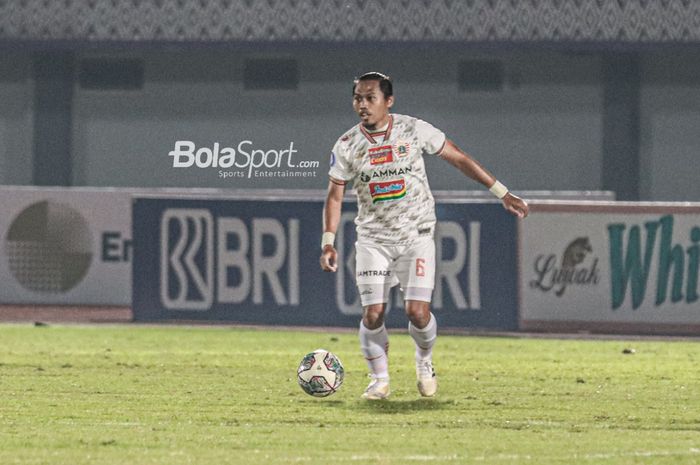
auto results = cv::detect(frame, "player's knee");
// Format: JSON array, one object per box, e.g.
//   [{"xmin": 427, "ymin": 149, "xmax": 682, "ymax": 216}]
[
  {"xmin": 405, "ymin": 300, "xmax": 431, "ymax": 328},
  {"xmin": 362, "ymin": 304, "xmax": 386, "ymax": 329}
]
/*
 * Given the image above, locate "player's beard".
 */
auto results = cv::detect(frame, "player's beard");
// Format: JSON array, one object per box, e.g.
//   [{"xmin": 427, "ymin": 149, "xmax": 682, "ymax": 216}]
[{"xmin": 360, "ymin": 112, "xmax": 388, "ymax": 130}]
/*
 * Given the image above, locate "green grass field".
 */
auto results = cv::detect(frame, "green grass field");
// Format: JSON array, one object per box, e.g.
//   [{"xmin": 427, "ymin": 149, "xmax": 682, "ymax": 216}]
[{"xmin": 0, "ymin": 324, "xmax": 698, "ymax": 465}]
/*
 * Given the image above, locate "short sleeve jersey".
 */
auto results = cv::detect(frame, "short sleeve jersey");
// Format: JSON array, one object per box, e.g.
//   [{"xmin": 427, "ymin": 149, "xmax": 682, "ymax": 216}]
[{"xmin": 329, "ymin": 113, "xmax": 446, "ymax": 245}]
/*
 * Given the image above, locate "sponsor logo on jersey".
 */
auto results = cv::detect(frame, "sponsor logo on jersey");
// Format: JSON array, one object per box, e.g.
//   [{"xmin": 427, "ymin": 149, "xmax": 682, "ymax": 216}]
[
  {"xmin": 360, "ymin": 166, "xmax": 412, "ymax": 183},
  {"xmin": 394, "ymin": 141, "xmax": 411, "ymax": 157},
  {"xmin": 357, "ymin": 270, "xmax": 392, "ymax": 277},
  {"xmin": 369, "ymin": 179, "xmax": 407, "ymax": 203},
  {"xmin": 368, "ymin": 145, "xmax": 393, "ymax": 165},
  {"xmin": 330, "ymin": 152, "xmax": 336, "ymax": 167}
]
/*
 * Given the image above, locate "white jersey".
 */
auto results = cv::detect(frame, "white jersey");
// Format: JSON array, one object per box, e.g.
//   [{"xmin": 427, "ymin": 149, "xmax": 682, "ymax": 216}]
[{"xmin": 329, "ymin": 113, "xmax": 446, "ymax": 245}]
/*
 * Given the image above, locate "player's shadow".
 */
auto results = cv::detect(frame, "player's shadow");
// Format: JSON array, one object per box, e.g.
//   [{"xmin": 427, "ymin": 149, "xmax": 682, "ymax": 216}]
[{"xmin": 354, "ymin": 398, "xmax": 454, "ymax": 413}]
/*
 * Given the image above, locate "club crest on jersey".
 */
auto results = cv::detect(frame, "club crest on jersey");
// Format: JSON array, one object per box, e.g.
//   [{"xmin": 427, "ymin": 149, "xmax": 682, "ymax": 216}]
[
  {"xmin": 394, "ymin": 141, "xmax": 411, "ymax": 157},
  {"xmin": 369, "ymin": 179, "xmax": 407, "ymax": 203},
  {"xmin": 368, "ymin": 145, "xmax": 393, "ymax": 165},
  {"xmin": 330, "ymin": 152, "xmax": 336, "ymax": 167}
]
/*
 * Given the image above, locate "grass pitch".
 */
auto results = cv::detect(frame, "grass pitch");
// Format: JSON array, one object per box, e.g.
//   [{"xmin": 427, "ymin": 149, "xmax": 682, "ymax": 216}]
[{"xmin": 0, "ymin": 324, "xmax": 698, "ymax": 465}]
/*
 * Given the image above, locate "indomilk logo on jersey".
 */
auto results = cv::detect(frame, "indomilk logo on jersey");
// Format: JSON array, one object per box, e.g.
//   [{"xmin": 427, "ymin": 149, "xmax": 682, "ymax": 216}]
[{"xmin": 369, "ymin": 179, "xmax": 406, "ymax": 203}]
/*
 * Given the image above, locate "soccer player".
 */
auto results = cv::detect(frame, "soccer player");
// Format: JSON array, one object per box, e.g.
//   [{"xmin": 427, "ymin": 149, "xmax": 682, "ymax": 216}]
[{"xmin": 319, "ymin": 72, "xmax": 529, "ymax": 400}]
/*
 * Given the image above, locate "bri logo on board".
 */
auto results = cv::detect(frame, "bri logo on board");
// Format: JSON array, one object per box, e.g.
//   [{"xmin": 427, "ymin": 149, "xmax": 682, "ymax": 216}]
[
  {"xmin": 369, "ymin": 179, "xmax": 406, "ymax": 203},
  {"xmin": 159, "ymin": 208, "xmax": 299, "ymax": 311}
]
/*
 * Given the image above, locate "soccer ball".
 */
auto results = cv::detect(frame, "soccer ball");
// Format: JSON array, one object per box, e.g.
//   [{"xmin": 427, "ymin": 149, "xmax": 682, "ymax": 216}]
[{"xmin": 297, "ymin": 349, "xmax": 344, "ymax": 397}]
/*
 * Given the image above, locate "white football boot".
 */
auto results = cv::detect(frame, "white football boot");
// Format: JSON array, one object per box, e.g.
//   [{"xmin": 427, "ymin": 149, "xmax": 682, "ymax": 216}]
[
  {"xmin": 361, "ymin": 377, "xmax": 390, "ymax": 400},
  {"xmin": 416, "ymin": 358, "xmax": 437, "ymax": 397}
]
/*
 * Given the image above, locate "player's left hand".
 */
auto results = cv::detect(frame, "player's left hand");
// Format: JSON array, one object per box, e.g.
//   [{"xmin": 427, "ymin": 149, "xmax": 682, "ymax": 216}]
[{"xmin": 501, "ymin": 192, "xmax": 529, "ymax": 218}]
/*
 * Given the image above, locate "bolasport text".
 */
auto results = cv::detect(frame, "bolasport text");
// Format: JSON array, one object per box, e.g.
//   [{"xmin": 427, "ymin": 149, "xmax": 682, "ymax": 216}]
[{"xmin": 168, "ymin": 140, "xmax": 319, "ymax": 178}]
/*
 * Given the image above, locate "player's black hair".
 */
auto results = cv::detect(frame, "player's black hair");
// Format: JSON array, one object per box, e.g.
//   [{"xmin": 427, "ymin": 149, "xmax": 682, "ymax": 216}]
[{"xmin": 352, "ymin": 72, "xmax": 393, "ymax": 99}]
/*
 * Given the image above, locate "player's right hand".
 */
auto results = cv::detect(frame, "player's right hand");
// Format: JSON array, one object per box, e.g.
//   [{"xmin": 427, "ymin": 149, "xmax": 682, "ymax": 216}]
[{"xmin": 320, "ymin": 246, "xmax": 338, "ymax": 272}]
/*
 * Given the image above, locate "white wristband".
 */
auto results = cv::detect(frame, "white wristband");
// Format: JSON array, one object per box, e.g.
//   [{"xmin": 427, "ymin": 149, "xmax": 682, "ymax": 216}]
[
  {"xmin": 489, "ymin": 180, "xmax": 509, "ymax": 199},
  {"xmin": 321, "ymin": 232, "xmax": 336, "ymax": 249}
]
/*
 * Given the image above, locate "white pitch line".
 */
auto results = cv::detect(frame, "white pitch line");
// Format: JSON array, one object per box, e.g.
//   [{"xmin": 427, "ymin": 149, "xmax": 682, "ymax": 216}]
[
  {"xmin": 348, "ymin": 456, "xmax": 464, "ymax": 462},
  {"xmin": 286, "ymin": 448, "xmax": 700, "ymax": 463},
  {"xmin": 583, "ymin": 448, "xmax": 700, "ymax": 460}
]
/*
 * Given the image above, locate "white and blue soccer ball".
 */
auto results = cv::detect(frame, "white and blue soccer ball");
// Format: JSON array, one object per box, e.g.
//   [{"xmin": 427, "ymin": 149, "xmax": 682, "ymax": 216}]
[{"xmin": 297, "ymin": 349, "xmax": 344, "ymax": 397}]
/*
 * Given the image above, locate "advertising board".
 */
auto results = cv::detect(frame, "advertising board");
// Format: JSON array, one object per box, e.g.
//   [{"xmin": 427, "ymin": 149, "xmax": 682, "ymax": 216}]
[
  {"xmin": 521, "ymin": 204, "xmax": 700, "ymax": 333},
  {"xmin": 132, "ymin": 198, "xmax": 518, "ymax": 329},
  {"xmin": 0, "ymin": 188, "xmax": 132, "ymax": 305}
]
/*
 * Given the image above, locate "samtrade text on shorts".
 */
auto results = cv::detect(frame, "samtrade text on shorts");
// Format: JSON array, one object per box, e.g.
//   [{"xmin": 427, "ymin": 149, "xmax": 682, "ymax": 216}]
[{"xmin": 169, "ymin": 140, "xmax": 302, "ymax": 178}]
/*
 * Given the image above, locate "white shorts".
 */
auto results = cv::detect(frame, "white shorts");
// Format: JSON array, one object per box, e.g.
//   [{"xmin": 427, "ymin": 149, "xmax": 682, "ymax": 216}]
[{"xmin": 355, "ymin": 235, "xmax": 435, "ymax": 306}]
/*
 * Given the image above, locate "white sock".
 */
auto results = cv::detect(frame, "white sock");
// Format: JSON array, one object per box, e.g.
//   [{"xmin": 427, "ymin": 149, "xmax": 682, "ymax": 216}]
[
  {"xmin": 408, "ymin": 313, "xmax": 437, "ymax": 361},
  {"xmin": 359, "ymin": 322, "xmax": 389, "ymax": 379}
]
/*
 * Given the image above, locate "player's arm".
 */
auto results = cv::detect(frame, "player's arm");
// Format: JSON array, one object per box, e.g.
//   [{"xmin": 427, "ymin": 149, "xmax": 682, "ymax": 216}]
[
  {"xmin": 320, "ymin": 178, "xmax": 346, "ymax": 272},
  {"xmin": 439, "ymin": 139, "xmax": 529, "ymax": 218}
]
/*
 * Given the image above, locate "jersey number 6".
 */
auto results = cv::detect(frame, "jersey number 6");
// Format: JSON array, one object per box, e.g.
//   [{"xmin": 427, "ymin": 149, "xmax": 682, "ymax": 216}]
[{"xmin": 415, "ymin": 258, "xmax": 425, "ymax": 277}]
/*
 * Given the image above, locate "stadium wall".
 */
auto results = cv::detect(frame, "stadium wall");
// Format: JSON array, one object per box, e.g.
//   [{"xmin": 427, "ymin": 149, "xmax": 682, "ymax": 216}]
[
  {"xmin": 71, "ymin": 49, "xmax": 603, "ymax": 193},
  {"xmin": 3, "ymin": 49, "xmax": 700, "ymax": 200},
  {"xmin": 640, "ymin": 52, "xmax": 700, "ymax": 201},
  {"xmin": 0, "ymin": 52, "xmax": 32, "ymax": 186}
]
